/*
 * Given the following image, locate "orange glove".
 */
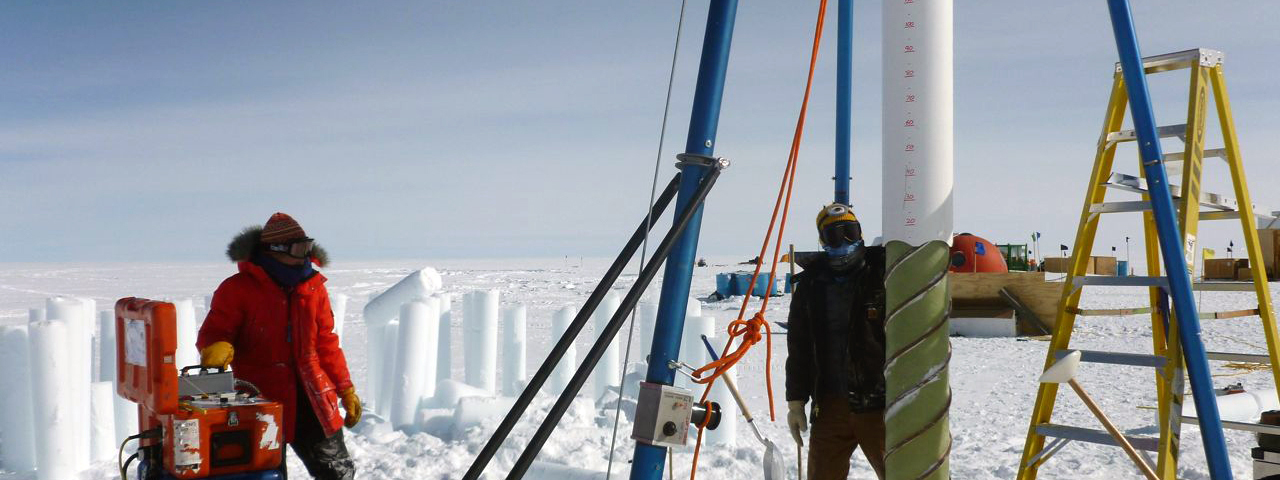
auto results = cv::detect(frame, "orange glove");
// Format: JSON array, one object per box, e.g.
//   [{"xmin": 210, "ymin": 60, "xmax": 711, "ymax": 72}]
[
  {"xmin": 199, "ymin": 341, "xmax": 234, "ymax": 368},
  {"xmin": 339, "ymin": 387, "xmax": 362, "ymax": 428}
]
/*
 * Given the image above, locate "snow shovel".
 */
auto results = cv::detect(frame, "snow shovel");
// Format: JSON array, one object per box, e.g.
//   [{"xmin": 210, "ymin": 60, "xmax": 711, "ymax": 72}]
[{"xmin": 700, "ymin": 335, "xmax": 786, "ymax": 480}]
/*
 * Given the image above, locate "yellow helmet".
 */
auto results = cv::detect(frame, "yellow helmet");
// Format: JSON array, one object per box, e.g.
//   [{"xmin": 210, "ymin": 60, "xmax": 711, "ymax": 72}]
[{"xmin": 816, "ymin": 203, "xmax": 861, "ymax": 247}]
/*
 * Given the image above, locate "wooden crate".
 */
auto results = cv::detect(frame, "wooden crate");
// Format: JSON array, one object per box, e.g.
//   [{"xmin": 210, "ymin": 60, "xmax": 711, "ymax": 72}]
[
  {"xmin": 949, "ymin": 271, "xmax": 1062, "ymax": 331},
  {"xmin": 1092, "ymin": 256, "xmax": 1118, "ymax": 276},
  {"xmin": 1205, "ymin": 258, "xmax": 1243, "ymax": 280}
]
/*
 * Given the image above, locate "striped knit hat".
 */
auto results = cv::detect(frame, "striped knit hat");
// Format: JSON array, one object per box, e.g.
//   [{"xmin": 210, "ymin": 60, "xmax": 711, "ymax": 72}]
[{"xmin": 260, "ymin": 212, "xmax": 307, "ymax": 243}]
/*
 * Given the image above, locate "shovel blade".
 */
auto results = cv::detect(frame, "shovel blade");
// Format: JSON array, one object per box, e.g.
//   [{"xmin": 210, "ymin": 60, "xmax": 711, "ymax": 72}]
[{"xmin": 761, "ymin": 440, "xmax": 786, "ymax": 480}]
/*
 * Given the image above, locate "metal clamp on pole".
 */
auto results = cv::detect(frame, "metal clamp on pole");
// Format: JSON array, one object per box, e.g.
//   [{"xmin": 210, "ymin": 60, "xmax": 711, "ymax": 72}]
[{"xmin": 676, "ymin": 153, "xmax": 730, "ymax": 170}]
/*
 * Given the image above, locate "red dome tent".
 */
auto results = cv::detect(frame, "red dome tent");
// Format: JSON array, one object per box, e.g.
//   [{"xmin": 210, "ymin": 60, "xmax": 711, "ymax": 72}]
[{"xmin": 949, "ymin": 233, "xmax": 1009, "ymax": 273}]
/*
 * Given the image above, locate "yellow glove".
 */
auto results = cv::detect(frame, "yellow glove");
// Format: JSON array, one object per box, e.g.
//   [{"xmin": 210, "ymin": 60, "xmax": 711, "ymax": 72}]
[
  {"xmin": 199, "ymin": 341, "xmax": 234, "ymax": 368},
  {"xmin": 339, "ymin": 387, "xmax": 362, "ymax": 428}
]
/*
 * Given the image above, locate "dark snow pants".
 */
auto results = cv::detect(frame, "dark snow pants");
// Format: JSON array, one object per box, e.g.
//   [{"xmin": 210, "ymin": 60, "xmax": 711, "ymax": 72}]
[
  {"xmin": 807, "ymin": 397, "xmax": 886, "ymax": 480},
  {"xmin": 285, "ymin": 383, "xmax": 355, "ymax": 480}
]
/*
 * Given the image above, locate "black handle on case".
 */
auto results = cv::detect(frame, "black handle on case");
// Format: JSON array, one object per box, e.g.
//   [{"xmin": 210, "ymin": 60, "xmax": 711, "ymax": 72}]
[{"xmin": 180, "ymin": 365, "xmax": 226, "ymax": 376}]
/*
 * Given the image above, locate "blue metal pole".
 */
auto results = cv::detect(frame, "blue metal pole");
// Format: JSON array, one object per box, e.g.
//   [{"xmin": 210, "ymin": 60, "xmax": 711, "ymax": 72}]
[
  {"xmin": 835, "ymin": 0, "xmax": 853, "ymax": 205},
  {"xmin": 632, "ymin": 0, "xmax": 738, "ymax": 478},
  {"xmin": 1105, "ymin": 1, "xmax": 1231, "ymax": 478}
]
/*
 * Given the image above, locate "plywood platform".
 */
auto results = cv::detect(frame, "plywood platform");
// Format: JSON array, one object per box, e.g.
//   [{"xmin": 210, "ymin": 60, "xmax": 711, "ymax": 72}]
[{"xmin": 949, "ymin": 271, "xmax": 1063, "ymax": 334}]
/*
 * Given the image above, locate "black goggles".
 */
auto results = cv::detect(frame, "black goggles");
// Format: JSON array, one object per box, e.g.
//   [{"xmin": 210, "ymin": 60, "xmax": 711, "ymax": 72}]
[
  {"xmin": 267, "ymin": 238, "xmax": 315, "ymax": 259},
  {"xmin": 820, "ymin": 221, "xmax": 862, "ymax": 248}
]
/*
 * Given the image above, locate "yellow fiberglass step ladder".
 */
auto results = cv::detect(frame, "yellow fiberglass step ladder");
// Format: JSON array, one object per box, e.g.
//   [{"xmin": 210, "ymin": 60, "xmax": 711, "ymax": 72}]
[{"xmin": 1017, "ymin": 48, "xmax": 1280, "ymax": 479}]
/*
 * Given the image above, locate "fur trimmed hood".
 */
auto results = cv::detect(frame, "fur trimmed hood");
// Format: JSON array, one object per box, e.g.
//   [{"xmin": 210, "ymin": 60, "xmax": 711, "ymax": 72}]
[{"xmin": 226, "ymin": 226, "xmax": 329, "ymax": 267}]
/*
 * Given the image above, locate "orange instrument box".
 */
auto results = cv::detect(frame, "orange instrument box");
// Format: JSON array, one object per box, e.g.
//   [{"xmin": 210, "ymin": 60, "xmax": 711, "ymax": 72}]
[
  {"xmin": 115, "ymin": 297, "xmax": 284, "ymax": 479},
  {"xmin": 116, "ymin": 297, "xmax": 180, "ymax": 415},
  {"xmin": 163, "ymin": 397, "xmax": 284, "ymax": 478}
]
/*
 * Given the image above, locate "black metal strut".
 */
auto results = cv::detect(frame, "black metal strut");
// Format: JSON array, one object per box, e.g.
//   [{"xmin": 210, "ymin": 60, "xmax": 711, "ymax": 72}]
[
  {"xmin": 505, "ymin": 165, "xmax": 722, "ymax": 479},
  {"xmin": 463, "ymin": 172, "xmax": 684, "ymax": 479}
]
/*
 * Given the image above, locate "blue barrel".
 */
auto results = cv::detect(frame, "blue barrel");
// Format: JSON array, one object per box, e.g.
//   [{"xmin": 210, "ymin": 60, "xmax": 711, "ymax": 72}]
[
  {"xmin": 715, "ymin": 273, "xmax": 732, "ymax": 297},
  {"xmin": 1117, "ymin": 260, "xmax": 1129, "ymax": 277},
  {"xmin": 784, "ymin": 272, "xmax": 793, "ymax": 293},
  {"xmin": 754, "ymin": 274, "xmax": 783, "ymax": 297},
  {"xmin": 731, "ymin": 272, "xmax": 752, "ymax": 296}
]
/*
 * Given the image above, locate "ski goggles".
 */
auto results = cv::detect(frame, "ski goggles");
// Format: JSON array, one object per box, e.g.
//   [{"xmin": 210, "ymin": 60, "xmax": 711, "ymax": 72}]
[
  {"xmin": 266, "ymin": 237, "xmax": 315, "ymax": 259},
  {"xmin": 820, "ymin": 220, "xmax": 862, "ymax": 248}
]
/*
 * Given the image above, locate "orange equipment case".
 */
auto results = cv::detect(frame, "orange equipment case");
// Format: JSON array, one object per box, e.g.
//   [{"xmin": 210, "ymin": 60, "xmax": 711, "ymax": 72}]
[
  {"xmin": 163, "ymin": 397, "xmax": 284, "ymax": 478},
  {"xmin": 115, "ymin": 297, "xmax": 284, "ymax": 478}
]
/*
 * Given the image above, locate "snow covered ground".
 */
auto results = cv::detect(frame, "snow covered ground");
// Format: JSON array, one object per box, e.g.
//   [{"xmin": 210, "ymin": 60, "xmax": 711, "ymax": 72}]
[{"xmin": 1, "ymin": 258, "xmax": 1277, "ymax": 479}]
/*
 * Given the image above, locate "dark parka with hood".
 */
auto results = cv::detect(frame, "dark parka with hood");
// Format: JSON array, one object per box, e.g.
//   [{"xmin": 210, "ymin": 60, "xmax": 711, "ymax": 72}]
[
  {"xmin": 785, "ymin": 246, "xmax": 888, "ymax": 413},
  {"xmin": 196, "ymin": 227, "xmax": 352, "ymax": 442}
]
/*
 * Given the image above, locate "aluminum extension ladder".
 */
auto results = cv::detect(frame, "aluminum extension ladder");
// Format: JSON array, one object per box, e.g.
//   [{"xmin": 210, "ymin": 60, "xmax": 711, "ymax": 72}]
[{"xmin": 1016, "ymin": 48, "xmax": 1280, "ymax": 479}]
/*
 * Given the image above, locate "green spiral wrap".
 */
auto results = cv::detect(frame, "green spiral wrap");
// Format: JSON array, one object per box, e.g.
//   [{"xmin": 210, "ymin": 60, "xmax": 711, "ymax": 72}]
[{"xmin": 884, "ymin": 240, "xmax": 952, "ymax": 480}]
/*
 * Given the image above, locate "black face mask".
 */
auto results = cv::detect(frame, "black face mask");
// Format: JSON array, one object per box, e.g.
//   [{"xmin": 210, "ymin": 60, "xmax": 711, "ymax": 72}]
[{"xmin": 827, "ymin": 242, "xmax": 867, "ymax": 272}]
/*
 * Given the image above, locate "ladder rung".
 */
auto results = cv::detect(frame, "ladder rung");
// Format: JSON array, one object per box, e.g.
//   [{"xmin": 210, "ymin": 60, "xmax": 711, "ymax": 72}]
[
  {"xmin": 1090, "ymin": 201, "xmax": 1151, "ymax": 214},
  {"xmin": 1194, "ymin": 282, "xmax": 1258, "ymax": 292},
  {"xmin": 1163, "ymin": 148, "xmax": 1227, "ymax": 163},
  {"xmin": 1206, "ymin": 351, "xmax": 1269, "ymax": 363},
  {"xmin": 1114, "ymin": 48, "xmax": 1223, "ymax": 74},
  {"xmin": 1054, "ymin": 349, "xmax": 1167, "ymax": 369},
  {"xmin": 1074, "ymin": 276, "xmax": 1167, "ymax": 288},
  {"xmin": 1102, "ymin": 173, "xmax": 1240, "ymax": 212},
  {"xmin": 1181, "ymin": 416, "xmax": 1280, "ymax": 436},
  {"xmin": 1105, "ymin": 124, "xmax": 1187, "ymax": 145},
  {"xmin": 1202, "ymin": 308, "xmax": 1260, "ymax": 320},
  {"xmin": 1067, "ymin": 307, "xmax": 1153, "ymax": 317},
  {"xmin": 1035, "ymin": 424, "xmax": 1159, "ymax": 451},
  {"xmin": 1073, "ymin": 276, "xmax": 1258, "ymax": 292},
  {"xmin": 1066, "ymin": 307, "xmax": 1256, "ymax": 319}
]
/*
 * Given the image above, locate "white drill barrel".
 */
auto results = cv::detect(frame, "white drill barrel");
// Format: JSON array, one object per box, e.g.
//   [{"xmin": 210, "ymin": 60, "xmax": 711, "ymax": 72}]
[
  {"xmin": 547, "ymin": 306, "xmax": 577, "ymax": 395},
  {"xmin": 466, "ymin": 289, "xmax": 499, "ymax": 393},
  {"xmin": 0, "ymin": 326, "xmax": 35, "ymax": 472},
  {"xmin": 28, "ymin": 320, "xmax": 74, "ymax": 480},
  {"xmin": 502, "ymin": 304, "xmax": 527, "ymax": 396},
  {"xmin": 436, "ymin": 293, "xmax": 453, "ymax": 382},
  {"xmin": 90, "ymin": 381, "xmax": 117, "ymax": 462},
  {"xmin": 391, "ymin": 299, "xmax": 439, "ymax": 430},
  {"xmin": 593, "ymin": 291, "xmax": 621, "ymax": 402},
  {"xmin": 883, "ymin": 0, "xmax": 954, "ymax": 243},
  {"xmin": 330, "ymin": 293, "xmax": 348, "ymax": 347}
]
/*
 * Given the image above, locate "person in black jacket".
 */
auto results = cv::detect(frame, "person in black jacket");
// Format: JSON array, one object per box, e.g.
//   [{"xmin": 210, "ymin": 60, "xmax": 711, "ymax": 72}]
[{"xmin": 786, "ymin": 203, "xmax": 887, "ymax": 480}]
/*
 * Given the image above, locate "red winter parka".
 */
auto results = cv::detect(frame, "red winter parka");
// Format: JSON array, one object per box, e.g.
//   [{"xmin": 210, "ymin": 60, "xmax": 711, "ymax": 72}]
[{"xmin": 197, "ymin": 252, "xmax": 352, "ymax": 442}]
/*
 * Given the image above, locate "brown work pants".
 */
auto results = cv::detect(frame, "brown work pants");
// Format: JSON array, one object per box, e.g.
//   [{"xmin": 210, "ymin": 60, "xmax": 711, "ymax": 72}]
[{"xmin": 807, "ymin": 397, "xmax": 886, "ymax": 480}]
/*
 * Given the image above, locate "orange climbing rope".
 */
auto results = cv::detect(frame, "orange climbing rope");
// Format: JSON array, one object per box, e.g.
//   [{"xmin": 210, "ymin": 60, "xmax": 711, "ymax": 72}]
[{"xmin": 686, "ymin": 0, "xmax": 829, "ymax": 477}]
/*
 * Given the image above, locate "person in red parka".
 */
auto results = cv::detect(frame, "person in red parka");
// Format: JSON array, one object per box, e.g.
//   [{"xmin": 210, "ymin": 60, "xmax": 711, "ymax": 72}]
[{"xmin": 197, "ymin": 213, "xmax": 361, "ymax": 480}]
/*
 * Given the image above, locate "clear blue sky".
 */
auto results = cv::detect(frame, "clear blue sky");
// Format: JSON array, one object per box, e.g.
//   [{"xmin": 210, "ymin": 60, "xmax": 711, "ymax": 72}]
[{"xmin": 3, "ymin": 2, "xmax": 1279, "ymax": 264}]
